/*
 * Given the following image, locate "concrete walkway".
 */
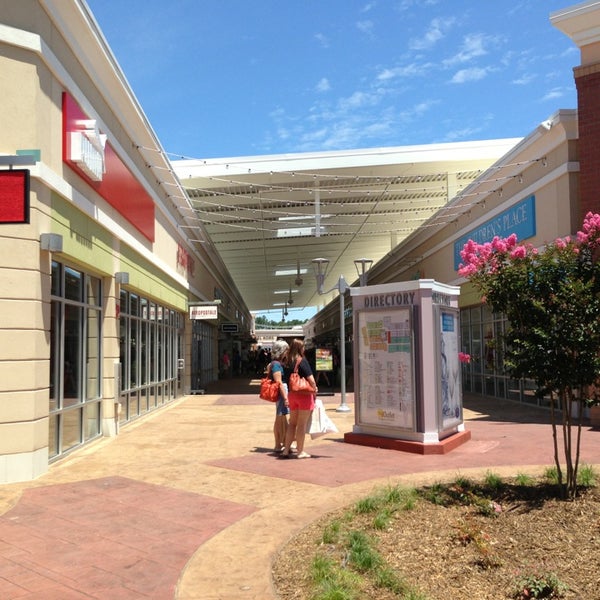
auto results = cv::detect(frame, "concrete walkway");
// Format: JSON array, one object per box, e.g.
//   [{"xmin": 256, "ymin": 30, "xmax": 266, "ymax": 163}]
[{"xmin": 1, "ymin": 379, "xmax": 599, "ymax": 599}]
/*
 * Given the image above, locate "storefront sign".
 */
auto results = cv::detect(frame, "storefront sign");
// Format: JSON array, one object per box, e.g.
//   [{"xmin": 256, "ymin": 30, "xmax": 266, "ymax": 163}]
[
  {"xmin": 62, "ymin": 92, "xmax": 155, "ymax": 242},
  {"xmin": 453, "ymin": 194, "xmax": 536, "ymax": 270},
  {"xmin": 177, "ymin": 243, "xmax": 195, "ymax": 276},
  {"xmin": 189, "ymin": 305, "xmax": 218, "ymax": 320},
  {"xmin": 0, "ymin": 170, "xmax": 29, "ymax": 223},
  {"xmin": 68, "ymin": 120, "xmax": 106, "ymax": 181},
  {"xmin": 221, "ymin": 322, "xmax": 239, "ymax": 332}
]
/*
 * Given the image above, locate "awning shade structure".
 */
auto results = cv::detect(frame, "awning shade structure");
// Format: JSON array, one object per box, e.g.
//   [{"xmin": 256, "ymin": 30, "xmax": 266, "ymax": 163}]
[{"xmin": 173, "ymin": 138, "xmax": 520, "ymax": 315}]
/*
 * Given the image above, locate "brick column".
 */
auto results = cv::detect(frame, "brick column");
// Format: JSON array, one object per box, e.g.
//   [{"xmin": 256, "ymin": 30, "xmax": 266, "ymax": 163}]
[{"xmin": 575, "ymin": 63, "xmax": 600, "ymax": 220}]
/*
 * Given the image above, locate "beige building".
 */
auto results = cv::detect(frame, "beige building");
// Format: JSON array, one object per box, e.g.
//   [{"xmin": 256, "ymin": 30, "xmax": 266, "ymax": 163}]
[{"xmin": 0, "ymin": 0, "xmax": 252, "ymax": 483}]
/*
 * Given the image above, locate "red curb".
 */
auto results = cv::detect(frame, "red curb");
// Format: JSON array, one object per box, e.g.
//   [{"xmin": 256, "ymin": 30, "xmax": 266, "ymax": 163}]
[{"xmin": 344, "ymin": 429, "xmax": 472, "ymax": 454}]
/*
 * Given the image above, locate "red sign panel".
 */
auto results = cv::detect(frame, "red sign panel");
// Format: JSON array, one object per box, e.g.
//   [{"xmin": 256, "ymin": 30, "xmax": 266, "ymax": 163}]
[
  {"xmin": 0, "ymin": 170, "xmax": 30, "ymax": 224},
  {"xmin": 62, "ymin": 92, "xmax": 155, "ymax": 242}
]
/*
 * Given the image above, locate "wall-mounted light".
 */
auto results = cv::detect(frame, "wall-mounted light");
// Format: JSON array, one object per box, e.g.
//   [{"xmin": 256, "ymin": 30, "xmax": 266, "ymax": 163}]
[
  {"xmin": 40, "ymin": 233, "xmax": 63, "ymax": 252},
  {"xmin": 115, "ymin": 272, "xmax": 129, "ymax": 285}
]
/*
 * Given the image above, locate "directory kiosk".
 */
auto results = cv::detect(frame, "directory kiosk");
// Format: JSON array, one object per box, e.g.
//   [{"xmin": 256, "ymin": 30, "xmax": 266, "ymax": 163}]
[{"xmin": 346, "ymin": 280, "xmax": 470, "ymax": 454}]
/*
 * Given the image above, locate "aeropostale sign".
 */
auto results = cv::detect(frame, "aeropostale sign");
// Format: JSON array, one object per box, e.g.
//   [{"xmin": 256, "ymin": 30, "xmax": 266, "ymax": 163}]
[{"xmin": 189, "ymin": 305, "xmax": 218, "ymax": 320}]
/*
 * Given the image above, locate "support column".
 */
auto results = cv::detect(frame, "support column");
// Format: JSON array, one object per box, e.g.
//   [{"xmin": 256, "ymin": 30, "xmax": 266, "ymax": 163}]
[
  {"xmin": 574, "ymin": 63, "xmax": 600, "ymax": 220},
  {"xmin": 552, "ymin": 3, "xmax": 600, "ymax": 222}
]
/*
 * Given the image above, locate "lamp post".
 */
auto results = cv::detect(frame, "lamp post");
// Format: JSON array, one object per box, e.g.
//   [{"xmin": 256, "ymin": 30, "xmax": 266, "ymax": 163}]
[
  {"xmin": 312, "ymin": 257, "xmax": 372, "ymax": 413},
  {"xmin": 354, "ymin": 258, "xmax": 373, "ymax": 286}
]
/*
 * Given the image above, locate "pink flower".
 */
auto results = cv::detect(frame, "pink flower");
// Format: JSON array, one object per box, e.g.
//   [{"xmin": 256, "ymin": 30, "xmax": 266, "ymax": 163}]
[
  {"xmin": 490, "ymin": 501, "xmax": 502, "ymax": 514},
  {"xmin": 506, "ymin": 233, "xmax": 518, "ymax": 249},
  {"xmin": 491, "ymin": 236, "xmax": 507, "ymax": 253},
  {"xmin": 510, "ymin": 245, "xmax": 527, "ymax": 259},
  {"xmin": 577, "ymin": 231, "xmax": 589, "ymax": 244},
  {"xmin": 554, "ymin": 237, "xmax": 567, "ymax": 250},
  {"xmin": 578, "ymin": 212, "xmax": 600, "ymax": 246},
  {"xmin": 458, "ymin": 352, "xmax": 471, "ymax": 364},
  {"xmin": 458, "ymin": 264, "xmax": 475, "ymax": 277}
]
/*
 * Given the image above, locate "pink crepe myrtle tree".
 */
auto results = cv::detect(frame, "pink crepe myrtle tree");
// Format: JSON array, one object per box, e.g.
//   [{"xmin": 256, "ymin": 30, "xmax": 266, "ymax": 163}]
[{"xmin": 458, "ymin": 212, "xmax": 600, "ymax": 499}]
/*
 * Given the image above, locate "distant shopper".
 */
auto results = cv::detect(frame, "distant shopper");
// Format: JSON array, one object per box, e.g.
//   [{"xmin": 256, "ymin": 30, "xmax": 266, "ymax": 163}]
[
  {"xmin": 269, "ymin": 340, "xmax": 290, "ymax": 453},
  {"xmin": 280, "ymin": 339, "xmax": 317, "ymax": 459},
  {"xmin": 221, "ymin": 350, "xmax": 230, "ymax": 378},
  {"xmin": 232, "ymin": 348, "xmax": 241, "ymax": 376}
]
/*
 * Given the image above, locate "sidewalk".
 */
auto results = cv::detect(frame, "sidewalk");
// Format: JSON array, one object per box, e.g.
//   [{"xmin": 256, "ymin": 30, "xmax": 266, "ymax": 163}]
[{"xmin": 1, "ymin": 379, "xmax": 599, "ymax": 599}]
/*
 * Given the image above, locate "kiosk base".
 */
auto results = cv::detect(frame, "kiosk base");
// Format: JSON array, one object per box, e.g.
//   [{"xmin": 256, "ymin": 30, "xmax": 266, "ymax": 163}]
[{"xmin": 344, "ymin": 429, "xmax": 471, "ymax": 455}]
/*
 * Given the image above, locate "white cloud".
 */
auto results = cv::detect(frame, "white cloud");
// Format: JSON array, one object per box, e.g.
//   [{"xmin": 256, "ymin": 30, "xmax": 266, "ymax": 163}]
[
  {"xmin": 377, "ymin": 62, "xmax": 433, "ymax": 81},
  {"xmin": 443, "ymin": 125, "xmax": 484, "ymax": 141},
  {"xmin": 450, "ymin": 67, "xmax": 489, "ymax": 83},
  {"xmin": 444, "ymin": 33, "xmax": 491, "ymax": 66},
  {"xmin": 399, "ymin": 99, "xmax": 439, "ymax": 123},
  {"xmin": 338, "ymin": 90, "xmax": 380, "ymax": 110},
  {"xmin": 277, "ymin": 126, "xmax": 291, "ymax": 140},
  {"xmin": 541, "ymin": 87, "xmax": 565, "ymax": 101},
  {"xmin": 512, "ymin": 74, "xmax": 535, "ymax": 86},
  {"xmin": 398, "ymin": 0, "xmax": 440, "ymax": 10},
  {"xmin": 410, "ymin": 17, "xmax": 455, "ymax": 50},
  {"xmin": 269, "ymin": 107, "xmax": 286, "ymax": 120},
  {"xmin": 412, "ymin": 100, "xmax": 438, "ymax": 115},
  {"xmin": 316, "ymin": 78, "xmax": 331, "ymax": 93},
  {"xmin": 314, "ymin": 32, "xmax": 329, "ymax": 48},
  {"xmin": 356, "ymin": 20, "xmax": 374, "ymax": 36}
]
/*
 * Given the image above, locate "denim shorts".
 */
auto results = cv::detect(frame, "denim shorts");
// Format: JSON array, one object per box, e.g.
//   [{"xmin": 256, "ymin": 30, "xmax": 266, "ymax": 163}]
[{"xmin": 276, "ymin": 383, "xmax": 290, "ymax": 416}]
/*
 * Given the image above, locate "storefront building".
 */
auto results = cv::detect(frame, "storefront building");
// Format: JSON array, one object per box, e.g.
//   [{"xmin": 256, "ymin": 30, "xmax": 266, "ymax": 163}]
[
  {"xmin": 0, "ymin": 1, "xmax": 252, "ymax": 483},
  {"xmin": 307, "ymin": 1, "xmax": 600, "ymax": 413}
]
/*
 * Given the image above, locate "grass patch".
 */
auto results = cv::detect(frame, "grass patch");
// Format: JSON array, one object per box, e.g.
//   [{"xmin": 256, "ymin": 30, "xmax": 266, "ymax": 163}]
[
  {"xmin": 304, "ymin": 484, "xmax": 430, "ymax": 600},
  {"xmin": 296, "ymin": 473, "xmax": 597, "ymax": 600}
]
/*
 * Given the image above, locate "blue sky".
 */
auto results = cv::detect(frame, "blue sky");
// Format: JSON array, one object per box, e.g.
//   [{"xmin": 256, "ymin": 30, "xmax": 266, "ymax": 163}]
[
  {"xmin": 86, "ymin": 0, "xmax": 580, "ymax": 321},
  {"xmin": 87, "ymin": 0, "xmax": 578, "ymax": 160}
]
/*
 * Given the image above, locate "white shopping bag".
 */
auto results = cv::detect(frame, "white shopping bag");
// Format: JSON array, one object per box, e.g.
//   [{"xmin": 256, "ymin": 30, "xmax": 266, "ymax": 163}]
[{"xmin": 306, "ymin": 398, "xmax": 339, "ymax": 439}]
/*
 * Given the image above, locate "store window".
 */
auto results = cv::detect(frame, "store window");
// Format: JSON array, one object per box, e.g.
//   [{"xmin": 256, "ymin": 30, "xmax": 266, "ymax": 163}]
[
  {"xmin": 49, "ymin": 262, "xmax": 102, "ymax": 460},
  {"xmin": 119, "ymin": 290, "xmax": 183, "ymax": 422},
  {"xmin": 460, "ymin": 305, "xmax": 557, "ymax": 409}
]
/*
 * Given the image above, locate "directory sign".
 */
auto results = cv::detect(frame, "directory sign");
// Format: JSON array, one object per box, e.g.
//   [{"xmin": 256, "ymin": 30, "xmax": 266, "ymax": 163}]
[{"xmin": 356, "ymin": 307, "xmax": 416, "ymax": 431}]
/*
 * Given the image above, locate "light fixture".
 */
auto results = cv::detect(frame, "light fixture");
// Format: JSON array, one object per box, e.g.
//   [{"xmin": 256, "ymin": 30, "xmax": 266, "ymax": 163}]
[
  {"xmin": 287, "ymin": 282, "xmax": 294, "ymax": 305},
  {"xmin": 40, "ymin": 233, "xmax": 63, "ymax": 252},
  {"xmin": 115, "ymin": 272, "xmax": 129, "ymax": 285},
  {"xmin": 312, "ymin": 257, "xmax": 330, "ymax": 294},
  {"xmin": 294, "ymin": 258, "xmax": 303, "ymax": 286},
  {"xmin": 354, "ymin": 258, "xmax": 373, "ymax": 287}
]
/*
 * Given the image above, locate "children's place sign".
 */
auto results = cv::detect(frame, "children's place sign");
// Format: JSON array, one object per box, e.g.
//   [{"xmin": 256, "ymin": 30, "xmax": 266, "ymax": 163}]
[{"xmin": 349, "ymin": 280, "xmax": 465, "ymax": 445}]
